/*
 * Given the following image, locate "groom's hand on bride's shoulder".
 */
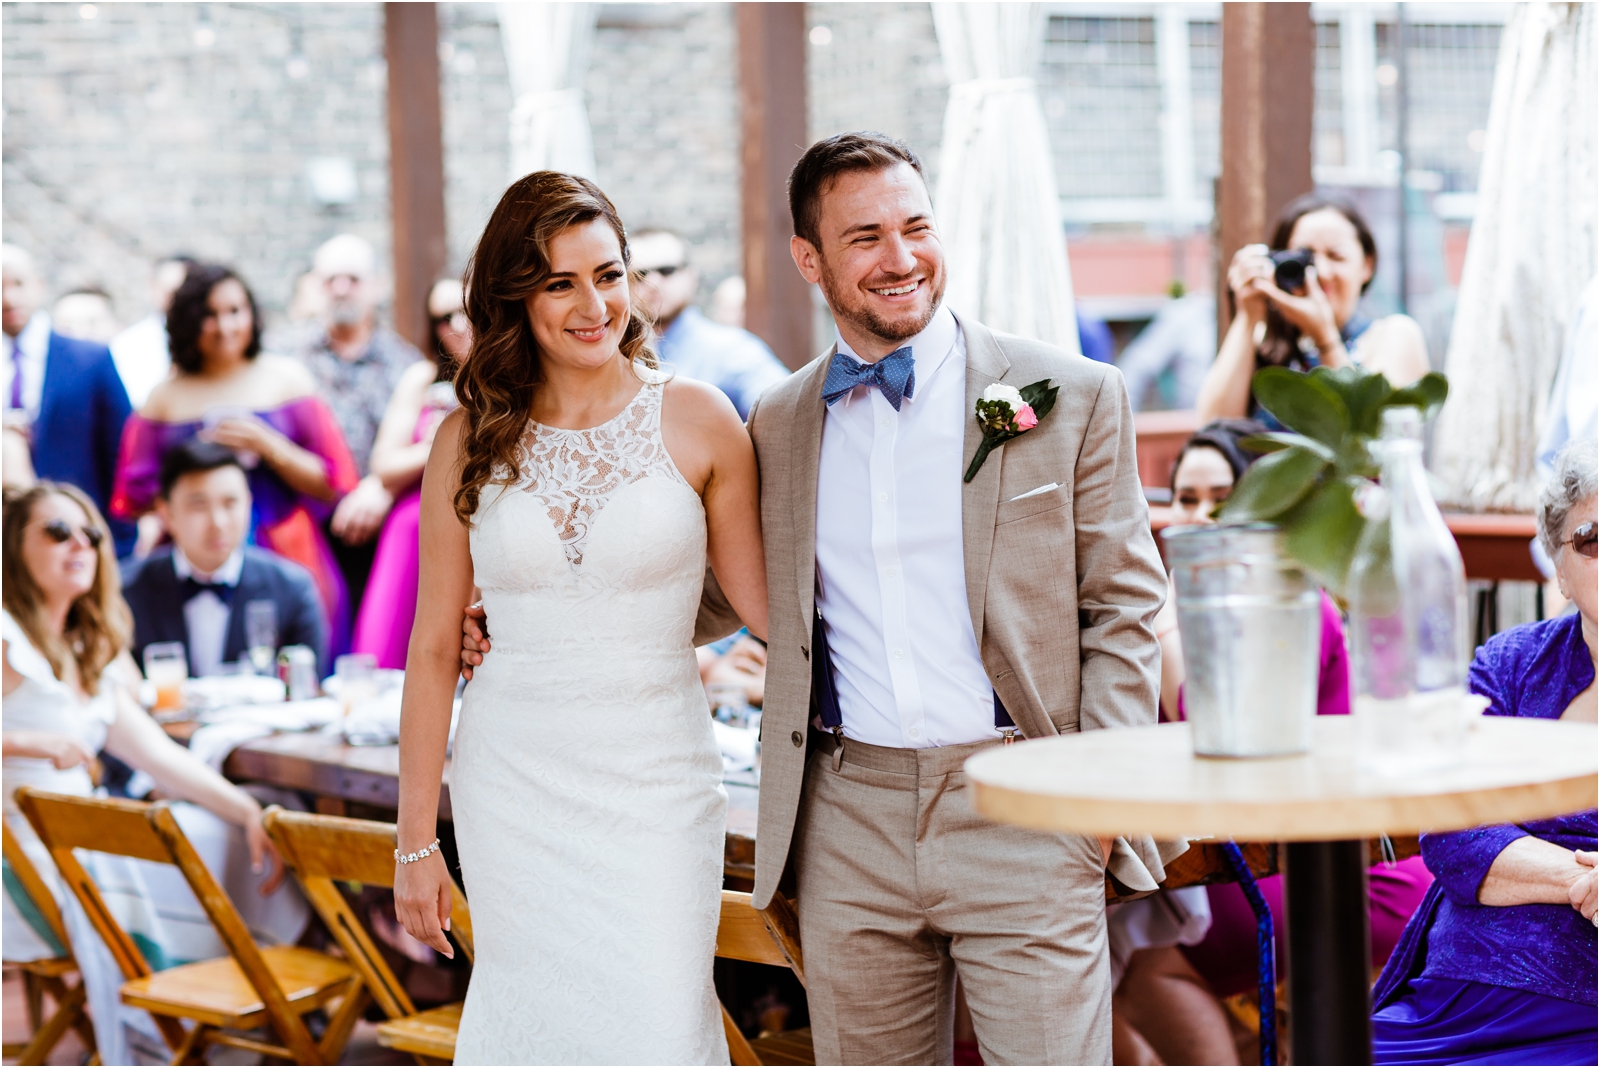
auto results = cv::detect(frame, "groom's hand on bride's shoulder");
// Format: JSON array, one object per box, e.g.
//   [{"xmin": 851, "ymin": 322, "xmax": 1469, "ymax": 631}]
[{"xmin": 459, "ymin": 603, "xmax": 490, "ymax": 680}]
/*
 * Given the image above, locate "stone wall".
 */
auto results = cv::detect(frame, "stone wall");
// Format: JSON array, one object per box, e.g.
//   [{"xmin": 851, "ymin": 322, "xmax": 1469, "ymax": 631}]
[{"xmin": 2, "ymin": 2, "xmax": 948, "ymax": 332}]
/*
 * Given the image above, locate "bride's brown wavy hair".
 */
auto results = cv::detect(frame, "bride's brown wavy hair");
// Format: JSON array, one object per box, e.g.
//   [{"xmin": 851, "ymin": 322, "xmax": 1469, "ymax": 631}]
[{"xmin": 453, "ymin": 171, "xmax": 657, "ymax": 525}]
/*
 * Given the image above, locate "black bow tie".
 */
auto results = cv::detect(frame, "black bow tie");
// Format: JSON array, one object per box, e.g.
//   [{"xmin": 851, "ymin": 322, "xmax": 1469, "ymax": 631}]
[{"xmin": 182, "ymin": 576, "xmax": 236, "ymax": 606}]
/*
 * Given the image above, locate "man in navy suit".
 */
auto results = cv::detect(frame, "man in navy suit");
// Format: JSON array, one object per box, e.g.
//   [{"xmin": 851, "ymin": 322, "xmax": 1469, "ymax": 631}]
[
  {"xmin": 2, "ymin": 244, "xmax": 134, "ymax": 553},
  {"xmin": 122, "ymin": 439, "xmax": 328, "ymax": 679}
]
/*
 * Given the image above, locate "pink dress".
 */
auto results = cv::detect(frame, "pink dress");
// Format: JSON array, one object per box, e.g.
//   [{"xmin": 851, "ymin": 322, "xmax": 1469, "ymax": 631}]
[
  {"xmin": 112, "ymin": 397, "xmax": 359, "ymax": 644},
  {"xmin": 1178, "ymin": 591, "xmax": 1435, "ymax": 996},
  {"xmin": 351, "ymin": 389, "xmax": 454, "ymax": 668}
]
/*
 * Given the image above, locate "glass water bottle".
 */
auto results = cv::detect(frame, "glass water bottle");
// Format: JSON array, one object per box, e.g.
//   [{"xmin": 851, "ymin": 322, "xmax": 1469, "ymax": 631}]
[{"xmin": 1347, "ymin": 407, "xmax": 1471, "ymax": 773}]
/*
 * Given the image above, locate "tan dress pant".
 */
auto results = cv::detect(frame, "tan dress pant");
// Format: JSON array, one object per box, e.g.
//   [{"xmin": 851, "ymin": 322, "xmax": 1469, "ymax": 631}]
[{"xmin": 792, "ymin": 735, "xmax": 1112, "ymax": 1066}]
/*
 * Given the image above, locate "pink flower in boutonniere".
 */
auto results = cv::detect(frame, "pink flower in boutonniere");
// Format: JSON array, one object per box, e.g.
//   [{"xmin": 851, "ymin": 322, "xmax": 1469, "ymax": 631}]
[{"xmin": 965, "ymin": 380, "xmax": 1060, "ymax": 482}]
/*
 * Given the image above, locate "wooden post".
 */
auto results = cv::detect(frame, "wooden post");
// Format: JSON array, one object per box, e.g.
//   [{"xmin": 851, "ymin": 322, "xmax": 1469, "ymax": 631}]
[
  {"xmin": 1217, "ymin": 2, "xmax": 1315, "ymax": 344},
  {"xmin": 385, "ymin": 3, "xmax": 448, "ymax": 352},
  {"xmin": 737, "ymin": 3, "xmax": 812, "ymax": 371}
]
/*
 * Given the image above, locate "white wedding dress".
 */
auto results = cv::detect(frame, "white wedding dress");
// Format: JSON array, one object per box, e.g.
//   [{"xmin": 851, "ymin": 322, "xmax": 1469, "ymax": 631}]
[{"xmin": 451, "ymin": 381, "xmax": 729, "ymax": 1065}]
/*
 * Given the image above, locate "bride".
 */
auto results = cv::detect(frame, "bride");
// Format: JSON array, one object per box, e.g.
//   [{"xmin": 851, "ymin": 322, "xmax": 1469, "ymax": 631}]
[{"xmin": 394, "ymin": 172, "xmax": 767, "ymax": 1064}]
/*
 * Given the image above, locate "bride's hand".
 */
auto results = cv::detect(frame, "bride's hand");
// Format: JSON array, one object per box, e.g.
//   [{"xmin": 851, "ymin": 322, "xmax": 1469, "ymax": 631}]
[
  {"xmin": 395, "ymin": 850, "xmax": 455, "ymax": 959},
  {"xmin": 460, "ymin": 603, "xmax": 490, "ymax": 681}
]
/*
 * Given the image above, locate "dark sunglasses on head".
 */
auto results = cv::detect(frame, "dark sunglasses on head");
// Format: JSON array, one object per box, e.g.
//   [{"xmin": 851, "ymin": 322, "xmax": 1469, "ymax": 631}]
[
  {"xmin": 636, "ymin": 264, "xmax": 686, "ymax": 279},
  {"xmin": 37, "ymin": 518, "xmax": 103, "ymax": 549},
  {"xmin": 1566, "ymin": 521, "xmax": 1598, "ymax": 560}
]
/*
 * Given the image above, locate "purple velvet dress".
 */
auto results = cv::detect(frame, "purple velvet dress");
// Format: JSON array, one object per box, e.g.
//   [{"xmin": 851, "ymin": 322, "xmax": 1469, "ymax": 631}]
[{"xmin": 1372, "ymin": 613, "xmax": 1597, "ymax": 1066}]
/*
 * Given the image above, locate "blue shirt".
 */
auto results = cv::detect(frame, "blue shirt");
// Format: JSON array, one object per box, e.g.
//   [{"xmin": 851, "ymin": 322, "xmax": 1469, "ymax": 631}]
[
  {"xmin": 656, "ymin": 308, "xmax": 790, "ymax": 420},
  {"xmin": 1376, "ymin": 613, "xmax": 1597, "ymax": 1007}
]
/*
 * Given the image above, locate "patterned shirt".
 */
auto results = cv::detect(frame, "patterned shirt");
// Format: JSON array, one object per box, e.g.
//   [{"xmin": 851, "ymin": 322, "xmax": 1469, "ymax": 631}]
[{"xmin": 289, "ymin": 325, "xmax": 422, "ymax": 474}]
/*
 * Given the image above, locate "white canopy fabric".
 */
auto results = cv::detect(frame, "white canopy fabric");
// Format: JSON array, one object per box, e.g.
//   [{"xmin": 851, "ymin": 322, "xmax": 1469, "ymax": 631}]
[
  {"xmin": 1432, "ymin": 1, "xmax": 1596, "ymax": 512},
  {"xmin": 497, "ymin": 2, "xmax": 598, "ymax": 181},
  {"xmin": 932, "ymin": 3, "xmax": 1080, "ymax": 356}
]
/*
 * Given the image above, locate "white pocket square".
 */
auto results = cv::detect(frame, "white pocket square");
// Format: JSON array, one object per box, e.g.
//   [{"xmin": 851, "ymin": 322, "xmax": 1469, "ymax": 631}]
[{"xmin": 1009, "ymin": 482, "xmax": 1061, "ymax": 502}]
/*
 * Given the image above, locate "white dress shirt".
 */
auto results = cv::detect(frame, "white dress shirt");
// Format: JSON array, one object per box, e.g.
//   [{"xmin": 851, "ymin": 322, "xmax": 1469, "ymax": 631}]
[
  {"xmin": 814, "ymin": 305, "xmax": 995, "ymax": 748},
  {"xmin": 110, "ymin": 313, "xmax": 173, "ymax": 410},
  {"xmin": 173, "ymin": 547, "xmax": 244, "ymax": 678},
  {"xmin": 3, "ymin": 312, "xmax": 51, "ymax": 422}
]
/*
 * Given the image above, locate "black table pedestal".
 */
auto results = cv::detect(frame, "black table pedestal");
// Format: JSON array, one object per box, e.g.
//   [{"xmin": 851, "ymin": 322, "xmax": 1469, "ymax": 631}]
[{"xmin": 1285, "ymin": 839, "xmax": 1373, "ymax": 1064}]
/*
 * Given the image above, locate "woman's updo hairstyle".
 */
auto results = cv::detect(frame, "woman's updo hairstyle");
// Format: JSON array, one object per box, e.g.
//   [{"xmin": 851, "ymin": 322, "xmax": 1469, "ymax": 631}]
[
  {"xmin": 166, "ymin": 263, "xmax": 263, "ymax": 375},
  {"xmin": 452, "ymin": 171, "xmax": 655, "ymax": 525}
]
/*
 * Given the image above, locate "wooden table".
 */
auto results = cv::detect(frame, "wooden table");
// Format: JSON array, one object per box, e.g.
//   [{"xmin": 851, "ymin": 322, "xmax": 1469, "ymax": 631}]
[{"xmin": 965, "ymin": 716, "xmax": 1599, "ymax": 1065}]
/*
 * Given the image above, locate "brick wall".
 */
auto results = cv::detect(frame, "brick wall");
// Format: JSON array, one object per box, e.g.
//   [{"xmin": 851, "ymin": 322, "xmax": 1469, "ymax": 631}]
[{"xmin": 3, "ymin": 2, "xmax": 948, "ymax": 332}]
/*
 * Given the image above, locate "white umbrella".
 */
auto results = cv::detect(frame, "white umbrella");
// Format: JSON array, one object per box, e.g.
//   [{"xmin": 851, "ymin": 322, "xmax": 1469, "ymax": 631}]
[{"xmin": 932, "ymin": 2, "xmax": 1080, "ymax": 355}]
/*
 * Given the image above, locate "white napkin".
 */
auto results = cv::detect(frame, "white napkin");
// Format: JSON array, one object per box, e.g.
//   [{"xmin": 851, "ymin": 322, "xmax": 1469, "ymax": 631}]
[{"xmin": 713, "ymin": 720, "xmax": 757, "ymax": 772}]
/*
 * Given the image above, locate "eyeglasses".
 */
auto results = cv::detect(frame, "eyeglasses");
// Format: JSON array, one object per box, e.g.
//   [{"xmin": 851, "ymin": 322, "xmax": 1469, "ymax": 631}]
[
  {"xmin": 35, "ymin": 518, "xmax": 103, "ymax": 549},
  {"xmin": 1565, "ymin": 521, "xmax": 1597, "ymax": 560},
  {"xmin": 635, "ymin": 264, "xmax": 686, "ymax": 280}
]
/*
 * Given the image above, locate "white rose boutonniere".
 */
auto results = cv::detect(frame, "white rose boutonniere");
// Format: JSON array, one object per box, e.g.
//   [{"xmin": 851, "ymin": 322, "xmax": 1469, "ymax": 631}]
[{"xmin": 965, "ymin": 379, "xmax": 1060, "ymax": 482}]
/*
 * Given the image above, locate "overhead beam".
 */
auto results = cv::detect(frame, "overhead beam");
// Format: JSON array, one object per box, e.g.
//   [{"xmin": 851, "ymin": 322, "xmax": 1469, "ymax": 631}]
[
  {"xmin": 385, "ymin": 3, "xmax": 448, "ymax": 352},
  {"xmin": 1217, "ymin": 2, "xmax": 1315, "ymax": 344},
  {"xmin": 737, "ymin": 2, "xmax": 812, "ymax": 371}
]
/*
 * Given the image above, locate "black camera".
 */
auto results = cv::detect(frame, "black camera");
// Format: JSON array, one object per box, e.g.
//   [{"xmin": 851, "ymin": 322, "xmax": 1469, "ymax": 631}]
[{"xmin": 1270, "ymin": 248, "xmax": 1314, "ymax": 293}]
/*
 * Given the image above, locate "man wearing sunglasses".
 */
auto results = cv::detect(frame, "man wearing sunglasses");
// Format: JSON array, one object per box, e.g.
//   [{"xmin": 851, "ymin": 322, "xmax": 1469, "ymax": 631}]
[{"xmin": 630, "ymin": 228, "xmax": 791, "ymax": 420}]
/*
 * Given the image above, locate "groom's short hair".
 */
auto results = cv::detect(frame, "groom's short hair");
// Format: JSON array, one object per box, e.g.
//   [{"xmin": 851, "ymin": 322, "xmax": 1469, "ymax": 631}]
[{"xmin": 788, "ymin": 132, "xmax": 926, "ymax": 249}]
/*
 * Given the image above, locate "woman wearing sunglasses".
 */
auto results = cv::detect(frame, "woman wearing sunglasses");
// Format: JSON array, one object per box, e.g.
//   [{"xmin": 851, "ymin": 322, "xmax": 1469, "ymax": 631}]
[
  {"xmin": 1372, "ymin": 439, "xmax": 1598, "ymax": 1065},
  {"xmin": 1, "ymin": 482, "xmax": 308, "ymax": 1062}
]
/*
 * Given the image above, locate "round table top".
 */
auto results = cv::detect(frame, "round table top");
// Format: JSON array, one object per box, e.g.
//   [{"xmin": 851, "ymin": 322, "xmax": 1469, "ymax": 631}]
[{"xmin": 965, "ymin": 716, "xmax": 1598, "ymax": 840}]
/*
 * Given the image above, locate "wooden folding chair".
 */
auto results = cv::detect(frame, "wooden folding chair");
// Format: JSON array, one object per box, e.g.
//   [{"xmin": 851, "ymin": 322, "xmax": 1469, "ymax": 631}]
[
  {"xmin": 14, "ymin": 787, "xmax": 364, "ymax": 1065},
  {"xmin": 2, "ymin": 821, "xmax": 98, "ymax": 1065},
  {"xmin": 262, "ymin": 807, "xmax": 474, "ymax": 1064},
  {"xmin": 716, "ymin": 890, "xmax": 814, "ymax": 1066}
]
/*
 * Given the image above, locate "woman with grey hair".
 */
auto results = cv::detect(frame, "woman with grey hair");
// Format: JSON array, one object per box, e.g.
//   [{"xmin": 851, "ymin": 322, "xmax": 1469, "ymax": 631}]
[{"xmin": 1370, "ymin": 439, "xmax": 1596, "ymax": 1064}]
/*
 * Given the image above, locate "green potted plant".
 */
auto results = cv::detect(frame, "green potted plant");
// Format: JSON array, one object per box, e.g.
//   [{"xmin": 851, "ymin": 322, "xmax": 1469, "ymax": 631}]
[{"xmin": 1160, "ymin": 365, "xmax": 1448, "ymax": 758}]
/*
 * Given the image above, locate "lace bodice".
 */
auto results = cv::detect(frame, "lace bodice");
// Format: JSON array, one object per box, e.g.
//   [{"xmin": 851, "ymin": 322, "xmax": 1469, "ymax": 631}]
[{"xmin": 516, "ymin": 381, "xmax": 689, "ymax": 566}]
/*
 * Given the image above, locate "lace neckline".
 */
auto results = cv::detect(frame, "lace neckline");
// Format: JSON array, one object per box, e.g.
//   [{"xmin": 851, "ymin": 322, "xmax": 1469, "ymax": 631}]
[{"xmin": 517, "ymin": 382, "xmax": 686, "ymax": 566}]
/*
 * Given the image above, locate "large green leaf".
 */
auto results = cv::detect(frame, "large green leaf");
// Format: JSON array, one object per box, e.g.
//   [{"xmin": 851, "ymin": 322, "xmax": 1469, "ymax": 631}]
[
  {"xmin": 1384, "ymin": 372, "xmax": 1449, "ymax": 421},
  {"xmin": 1251, "ymin": 367, "xmax": 1350, "ymax": 446},
  {"xmin": 1279, "ymin": 476, "xmax": 1367, "ymax": 596},
  {"xmin": 1215, "ymin": 445, "xmax": 1329, "ymax": 523},
  {"xmin": 1018, "ymin": 378, "xmax": 1060, "ymax": 423},
  {"xmin": 1314, "ymin": 366, "xmax": 1395, "ymax": 436},
  {"xmin": 1241, "ymin": 432, "xmax": 1336, "ymax": 462}
]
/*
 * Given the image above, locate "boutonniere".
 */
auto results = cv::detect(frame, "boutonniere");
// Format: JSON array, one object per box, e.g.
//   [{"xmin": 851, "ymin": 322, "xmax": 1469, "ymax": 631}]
[{"xmin": 964, "ymin": 380, "xmax": 1060, "ymax": 482}]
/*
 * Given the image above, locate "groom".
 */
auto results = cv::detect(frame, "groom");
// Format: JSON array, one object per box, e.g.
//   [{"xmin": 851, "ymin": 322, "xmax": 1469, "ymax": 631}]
[{"xmin": 465, "ymin": 132, "xmax": 1175, "ymax": 1064}]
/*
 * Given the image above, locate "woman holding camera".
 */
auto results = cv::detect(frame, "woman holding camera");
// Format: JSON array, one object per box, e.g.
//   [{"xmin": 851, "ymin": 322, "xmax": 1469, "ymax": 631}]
[{"xmin": 1196, "ymin": 195, "xmax": 1431, "ymax": 426}]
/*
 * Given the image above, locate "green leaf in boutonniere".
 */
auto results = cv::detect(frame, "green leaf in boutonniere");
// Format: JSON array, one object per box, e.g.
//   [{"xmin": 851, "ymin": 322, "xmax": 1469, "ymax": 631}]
[{"xmin": 964, "ymin": 378, "xmax": 1059, "ymax": 483}]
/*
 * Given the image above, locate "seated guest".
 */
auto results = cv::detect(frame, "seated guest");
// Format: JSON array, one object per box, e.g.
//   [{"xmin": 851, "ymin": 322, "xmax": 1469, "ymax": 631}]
[
  {"xmin": 1152, "ymin": 420, "xmax": 1433, "ymax": 1036},
  {"xmin": 630, "ymin": 228, "xmax": 790, "ymax": 419},
  {"xmin": 122, "ymin": 439, "xmax": 328, "ymax": 679},
  {"xmin": 1373, "ymin": 440, "xmax": 1597, "ymax": 1066},
  {"xmin": 112, "ymin": 263, "xmax": 357, "ymax": 644},
  {"xmin": 1, "ymin": 482, "xmax": 307, "ymax": 1063},
  {"xmin": 350, "ymin": 278, "xmax": 468, "ymax": 668}
]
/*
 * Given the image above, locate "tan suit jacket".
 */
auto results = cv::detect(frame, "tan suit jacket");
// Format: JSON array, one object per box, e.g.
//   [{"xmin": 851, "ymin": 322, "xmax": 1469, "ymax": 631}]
[{"xmin": 702, "ymin": 313, "xmax": 1180, "ymax": 908}]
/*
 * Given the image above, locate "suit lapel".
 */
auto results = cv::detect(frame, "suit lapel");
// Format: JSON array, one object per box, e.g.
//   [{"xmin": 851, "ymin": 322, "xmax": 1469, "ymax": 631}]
[
  {"xmin": 222, "ymin": 555, "xmax": 260, "ymax": 664},
  {"xmin": 34, "ymin": 333, "xmax": 61, "ymax": 445},
  {"xmin": 789, "ymin": 350, "xmax": 832, "ymax": 630},
  {"xmin": 956, "ymin": 314, "xmax": 1010, "ymax": 648}
]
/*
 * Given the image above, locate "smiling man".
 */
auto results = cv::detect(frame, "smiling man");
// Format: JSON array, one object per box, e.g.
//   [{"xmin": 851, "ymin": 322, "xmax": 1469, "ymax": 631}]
[{"xmin": 740, "ymin": 132, "xmax": 1173, "ymax": 1064}]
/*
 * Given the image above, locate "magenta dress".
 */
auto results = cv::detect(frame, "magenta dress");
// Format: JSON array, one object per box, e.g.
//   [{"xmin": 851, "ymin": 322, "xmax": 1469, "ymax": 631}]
[
  {"xmin": 1178, "ymin": 591, "xmax": 1436, "ymax": 997},
  {"xmin": 112, "ymin": 397, "xmax": 359, "ymax": 647},
  {"xmin": 351, "ymin": 396, "xmax": 453, "ymax": 669}
]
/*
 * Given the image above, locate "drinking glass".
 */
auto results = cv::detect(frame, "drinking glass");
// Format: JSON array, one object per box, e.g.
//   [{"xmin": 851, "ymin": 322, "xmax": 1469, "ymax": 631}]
[
  {"xmin": 143, "ymin": 642, "xmax": 189, "ymax": 712},
  {"xmin": 335, "ymin": 653, "xmax": 378, "ymax": 716},
  {"xmin": 244, "ymin": 600, "xmax": 278, "ymax": 676}
]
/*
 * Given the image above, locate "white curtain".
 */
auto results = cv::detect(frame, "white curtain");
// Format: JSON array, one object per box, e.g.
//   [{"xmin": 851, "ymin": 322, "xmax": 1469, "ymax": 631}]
[
  {"xmin": 933, "ymin": 3, "xmax": 1080, "ymax": 355},
  {"xmin": 1431, "ymin": 2, "xmax": 1596, "ymax": 512},
  {"xmin": 497, "ymin": 2, "xmax": 598, "ymax": 180}
]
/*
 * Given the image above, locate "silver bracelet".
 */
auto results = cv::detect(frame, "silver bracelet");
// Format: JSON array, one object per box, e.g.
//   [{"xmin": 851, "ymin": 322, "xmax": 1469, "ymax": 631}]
[{"xmin": 395, "ymin": 838, "xmax": 441, "ymax": 865}]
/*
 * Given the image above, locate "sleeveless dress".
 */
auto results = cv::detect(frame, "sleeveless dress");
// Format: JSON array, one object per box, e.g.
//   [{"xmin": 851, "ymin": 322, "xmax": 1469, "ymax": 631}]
[{"xmin": 450, "ymin": 381, "xmax": 729, "ymax": 1065}]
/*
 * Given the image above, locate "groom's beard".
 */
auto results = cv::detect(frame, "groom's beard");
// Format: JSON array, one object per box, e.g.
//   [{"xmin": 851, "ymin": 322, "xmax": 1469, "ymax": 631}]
[{"xmin": 818, "ymin": 264, "xmax": 947, "ymax": 349}]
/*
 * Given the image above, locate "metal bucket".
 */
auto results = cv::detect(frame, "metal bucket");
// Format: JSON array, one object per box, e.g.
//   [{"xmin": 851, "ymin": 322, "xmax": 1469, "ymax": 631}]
[{"xmin": 1161, "ymin": 524, "xmax": 1320, "ymax": 757}]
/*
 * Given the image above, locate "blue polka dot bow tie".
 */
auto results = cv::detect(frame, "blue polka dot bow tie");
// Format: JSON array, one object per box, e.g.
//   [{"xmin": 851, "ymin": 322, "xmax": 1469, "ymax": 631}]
[{"xmin": 822, "ymin": 347, "xmax": 916, "ymax": 411}]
